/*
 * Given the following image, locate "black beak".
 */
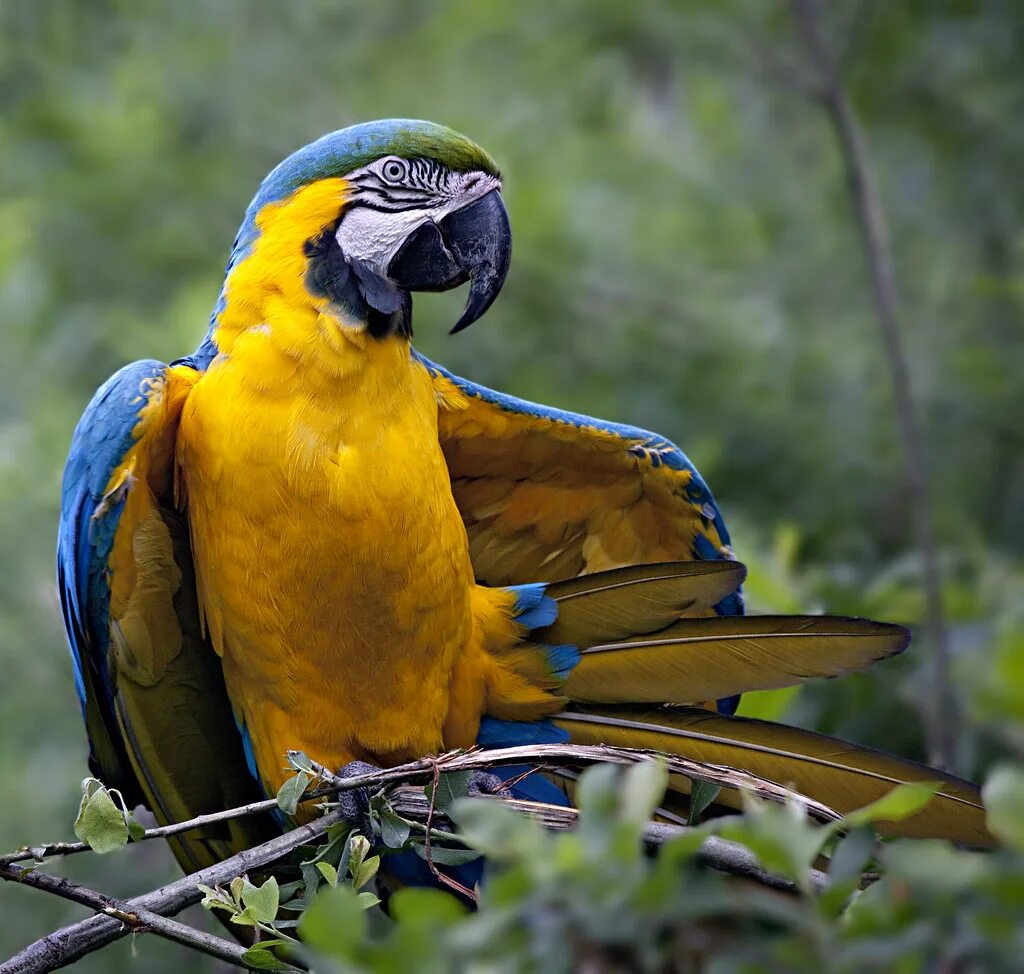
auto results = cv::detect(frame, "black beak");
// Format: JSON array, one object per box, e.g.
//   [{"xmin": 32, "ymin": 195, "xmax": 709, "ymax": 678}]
[{"xmin": 387, "ymin": 189, "xmax": 511, "ymax": 334}]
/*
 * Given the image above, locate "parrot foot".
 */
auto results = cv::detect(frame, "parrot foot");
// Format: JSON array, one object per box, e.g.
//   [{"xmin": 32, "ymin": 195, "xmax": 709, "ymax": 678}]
[
  {"xmin": 334, "ymin": 760, "xmax": 380, "ymax": 837},
  {"xmin": 332, "ymin": 763, "xmax": 510, "ymax": 839},
  {"xmin": 466, "ymin": 770, "xmax": 512, "ymax": 799}
]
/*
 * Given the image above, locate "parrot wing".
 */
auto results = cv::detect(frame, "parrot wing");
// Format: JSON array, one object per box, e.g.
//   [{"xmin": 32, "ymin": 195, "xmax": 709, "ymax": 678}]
[
  {"xmin": 420, "ymin": 354, "xmax": 989, "ymax": 844},
  {"xmin": 421, "ymin": 349, "xmax": 746, "ymax": 716},
  {"xmin": 58, "ymin": 360, "xmax": 273, "ymax": 871},
  {"xmin": 418, "ymin": 352, "xmax": 740, "ymax": 602}
]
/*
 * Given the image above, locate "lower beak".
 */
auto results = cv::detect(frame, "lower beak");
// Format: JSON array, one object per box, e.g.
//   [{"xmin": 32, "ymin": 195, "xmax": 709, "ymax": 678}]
[{"xmin": 387, "ymin": 189, "xmax": 512, "ymax": 333}]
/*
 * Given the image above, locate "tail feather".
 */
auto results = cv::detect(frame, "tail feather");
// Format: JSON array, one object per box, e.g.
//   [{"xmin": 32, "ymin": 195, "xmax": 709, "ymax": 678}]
[
  {"xmin": 537, "ymin": 560, "xmax": 746, "ymax": 647},
  {"xmin": 554, "ymin": 706, "xmax": 992, "ymax": 846},
  {"xmin": 562, "ymin": 615, "xmax": 909, "ymax": 705},
  {"xmin": 491, "ymin": 563, "xmax": 985, "ymax": 849}
]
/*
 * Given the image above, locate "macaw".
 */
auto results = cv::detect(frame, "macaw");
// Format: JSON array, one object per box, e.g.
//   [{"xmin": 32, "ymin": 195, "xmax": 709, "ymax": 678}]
[{"xmin": 58, "ymin": 119, "xmax": 989, "ymax": 877}]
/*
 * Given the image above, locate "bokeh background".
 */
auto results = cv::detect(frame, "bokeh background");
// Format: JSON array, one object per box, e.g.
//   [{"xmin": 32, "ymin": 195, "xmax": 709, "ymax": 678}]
[{"xmin": 1, "ymin": 1, "xmax": 1022, "ymax": 969}]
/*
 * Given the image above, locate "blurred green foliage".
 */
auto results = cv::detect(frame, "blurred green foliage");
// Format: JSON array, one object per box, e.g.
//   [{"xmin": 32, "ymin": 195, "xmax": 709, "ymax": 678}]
[
  {"xmin": 1, "ymin": 1, "xmax": 1022, "ymax": 969},
  {"xmin": 292, "ymin": 762, "xmax": 1024, "ymax": 973}
]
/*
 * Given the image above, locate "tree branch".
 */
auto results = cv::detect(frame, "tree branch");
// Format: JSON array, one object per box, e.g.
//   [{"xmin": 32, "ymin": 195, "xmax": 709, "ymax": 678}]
[
  {"xmin": 1, "ymin": 742, "xmax": 838, "ymax": 872},
  {"xmin": 2, "ymin": 743, "xmax": 839, "ymax": 972},
  {"xmin": 299, "ymin": 742, "xmax": 841, "ymax": 824},
  {"xmin": 386, "ymin": 787, "xmax": 829, "ymax": 895},
  {"xmin": 0, "ymin": 808, "xmax": 347, "ymax": 974},
  {"xmin": 0, "ymin": 864, "xmax": 271, "ymax": 972},
  {"xmin": 789, "ymin": 0, "xmax": 956, "ymax": 769}
]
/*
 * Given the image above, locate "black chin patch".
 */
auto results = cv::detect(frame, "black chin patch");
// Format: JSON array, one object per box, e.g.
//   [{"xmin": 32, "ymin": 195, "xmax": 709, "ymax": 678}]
[{"xmin": 303, "ymin": 225, "xmax": 412, "ymax": 340}]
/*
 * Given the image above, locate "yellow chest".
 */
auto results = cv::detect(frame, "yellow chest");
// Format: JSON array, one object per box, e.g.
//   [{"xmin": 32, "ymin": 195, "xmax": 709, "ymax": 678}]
[{"xmin": 178, "ymin": 327, "xmax": 474, "ymax": 782}]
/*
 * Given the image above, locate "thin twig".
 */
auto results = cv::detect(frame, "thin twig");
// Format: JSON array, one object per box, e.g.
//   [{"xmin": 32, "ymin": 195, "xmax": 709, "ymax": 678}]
[
  {"xmin": 0, "ymin": 864, "xmax": 275, "ymax": 972},
  {"xmin": 789, "ymin": 0, "xmax": 956, "ymax": 769},
  {"xmin": 422, "ymin": 759, "xmax": 477, "ymax": 902},
  {"xmin": 0, "ymin": 808, "xmax": 347, "ymax": 974},
  {"xmin": 0, "ymin": 795, "xmax": 282, "ymax": 867}
]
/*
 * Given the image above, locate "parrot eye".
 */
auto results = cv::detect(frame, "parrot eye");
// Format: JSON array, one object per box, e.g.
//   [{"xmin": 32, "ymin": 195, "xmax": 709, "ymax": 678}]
[{"xmin": 381, "ymin": 159, "xmax": 407, "ymax": 183}]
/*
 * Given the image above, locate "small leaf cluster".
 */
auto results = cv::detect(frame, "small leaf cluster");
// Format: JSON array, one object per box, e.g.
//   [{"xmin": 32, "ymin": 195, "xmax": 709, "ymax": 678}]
[
  {"xmin": 368, "ymin": 769, "xmax": 482, "ymax": 868},
  {"xmin": 197, "ymin": 828, "xmax": 385, "ymax": 969},
  {"xmin": 72, "ymin": 778, "xmax": 146, "ymax": 854},
  {"xmin": 197, "ymin": 875, "xmax": 294, "ymax": 970}
]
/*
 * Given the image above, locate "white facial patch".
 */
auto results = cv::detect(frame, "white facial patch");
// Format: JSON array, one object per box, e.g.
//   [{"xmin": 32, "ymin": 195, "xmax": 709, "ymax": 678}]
[
  {"xmin": 335, "ymin": 161, "xmax": 500, "ymax": 280},
  {"xmin": 335, "ymin": 206, "xmax": 433, "ymax": 278}
]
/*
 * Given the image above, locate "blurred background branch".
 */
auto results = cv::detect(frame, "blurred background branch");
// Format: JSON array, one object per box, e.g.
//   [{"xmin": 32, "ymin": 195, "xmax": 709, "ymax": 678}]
[{"xmin": 789, "ymin": 0, "xmax": 956, "ymax": 768}]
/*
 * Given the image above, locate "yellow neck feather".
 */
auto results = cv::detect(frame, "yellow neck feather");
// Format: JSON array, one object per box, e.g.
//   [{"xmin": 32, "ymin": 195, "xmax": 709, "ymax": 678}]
[{"xmin": 211, "ymin": 177, "xmax": 398, "ymax": 387}]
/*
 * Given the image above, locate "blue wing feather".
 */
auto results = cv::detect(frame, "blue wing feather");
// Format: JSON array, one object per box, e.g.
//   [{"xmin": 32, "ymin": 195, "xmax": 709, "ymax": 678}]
[{"xmin": 57, "ymin": 359, "xmax": 167, "ymax": 784}]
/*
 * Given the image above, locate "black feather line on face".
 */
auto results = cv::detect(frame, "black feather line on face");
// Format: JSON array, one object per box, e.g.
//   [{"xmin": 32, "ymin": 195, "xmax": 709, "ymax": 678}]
[{"xmin": 303, "ymin": 222, "xmax": 412, "ymax": 340}]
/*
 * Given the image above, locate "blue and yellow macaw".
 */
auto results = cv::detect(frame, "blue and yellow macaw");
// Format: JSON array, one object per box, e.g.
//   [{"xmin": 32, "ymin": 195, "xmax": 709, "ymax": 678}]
[{"xmin": 58, "ymin": 120, "xmax": 989, "ymax": 875}]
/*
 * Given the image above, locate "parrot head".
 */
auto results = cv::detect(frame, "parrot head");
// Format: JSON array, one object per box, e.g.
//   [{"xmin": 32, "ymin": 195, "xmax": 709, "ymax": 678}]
[{"xmin": 217, "ymin": 119, "xmax": 510, "ymax": 344}]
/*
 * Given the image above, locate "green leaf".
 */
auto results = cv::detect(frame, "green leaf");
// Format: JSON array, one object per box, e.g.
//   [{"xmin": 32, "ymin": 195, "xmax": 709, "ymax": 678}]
[
  {"xmin": 819, "ymin": 825, "xmax": 876, "ymax": 918},
  {"xmin": 377, "ymin": 805, "xmax": 412, "ymax": 849},
  {"xmin": 983, "ymin": 764, "xmax": 1024, "ymax": 851},
  {"xmin": 125, "ymin": 813, "xmax": 146, "ymax": 842},
  {"xmin": 275, "ymin": 879, "xmax": 304, "ymax": 901},
  {"xmin": 661, "ymin": 826, "xmax": 712, "ymax": 863},
  {"xmin": 197, "ymin": 883, "xmax": 236, "ymax": 914},
  {"xmin": 575, "ymin": 763, "xmax": 620, "ymax": 823},
  {"xmin": 411, "ymin": 842, "xmax": 482, "ymax": 866},
  {"xmin": 276, "ymin": 772, "xmax": 310, "ymax": 816},
  {"xmin": 427, "ymin": 771, "xmax": 472, "ymax": 815},
  {"xmin": 293, "ymin": 863, "xmax": 321, "ymax": 911},
  {"xmin": 348, "ymin": 834, "xmax": 371, "ymax": 873},
  {"xmin": 880, "ymin": 840, "xmax": 989, "ymax": 893},
  {"xmin": 720, "ymin": 797, "xmax": 826, "ymax": 887},
  {"xmin": 389, "ymin": 886, "xmax": 467, "ymax": 926},
  {"xmin": 842, "ymin": 781, "xmax": 940, "ymax": 828},
  {"xmin": 298, "ymin": 885, "xmax": 368, "ymax": 959},
  {"xmin": 621, "ymin": 758, "xmax": 668, "ymax": 825},
  {"xmin": 828, "ymin": 825, "xmax": 876, "ymax": 886},
  {"xmin": 356, "ymin": 890, "xmax": 381, "ymax": 910},
  {"xmin": 315, "ymin": 861, "xmax": 338, "ymax": 887},
  {"xmin": 288, "ymin": 751, "xmax": 316, "ymax": 775},
  {"xmin": 450, "ymin": 798, "xmax": 547, "ymax": 862},
  {"xmin": 301, "ymin": 823, "xmax": 351, "ymax": 867},
  {"xmin": 73, "ymin": 783, "xmax": 130, "ymax": 854},
  {"xmin": 352, "ymin": 854, "xmax": 380, "ymax": 890},
  {"xmin": 688, "ymin": 779, "xmax": 722, "ymax": 826},
  {"xmin": 240, "ymin": 942, "xmax": 293, "ymax": 971},
  {"xmin": 241, "ymin": 875, "xmax": 280, "ymax": 925}
]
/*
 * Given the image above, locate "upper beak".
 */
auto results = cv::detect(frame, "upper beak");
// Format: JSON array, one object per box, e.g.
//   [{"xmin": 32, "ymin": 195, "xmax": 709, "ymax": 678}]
[{"xmin": 387, "ymin": 188, "xmax": 512, "ymax": 334}]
